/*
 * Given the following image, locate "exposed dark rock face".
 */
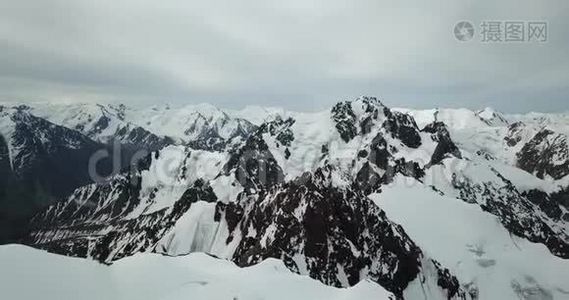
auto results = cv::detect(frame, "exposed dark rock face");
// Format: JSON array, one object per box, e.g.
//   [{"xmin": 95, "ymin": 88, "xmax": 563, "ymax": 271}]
[
  {"xmin": 0, "ymin": 109, "xmax": 132, "ymax": 243},
  {"xmin": 90, "ymin": 115, "xmax": 110, "ymax": 136},
  {"xmin": 523, "ymin": 187, "xmax": 569, "ymax": 225},
  {"xmin": 355, "ymin": 162, "xmax": 383, "ymax": 195},
  {"xmin": 9, "ymin": 110, "xmax": 104, "ymax": 178},
  {"xmin": 328, "ymin": 98, "xmax": 429, "ymax": 193},
  {"xmin": 331, "ymin": 96, "xmax": 422, "ymax": 150},
  {"xmin": 433, "ymin": 261, "xmax": 465, "ymax": 300},
  {"xmin": 523, "ymin": 189, "xmax": 563, "ymax": 220},
  {"xmin": 504, "ymin": 122, "xmax": 525, "ymax": 147},
  {"xmin": 254, "ymin": 116, "xmax": 296, "ymax": 159},
  {"xmin": 30, "ymin": 173, "xmax": 144, "ymax": 228},
  {"xmin": 331, "ymin": 101, "xmax": 358, "ymax": 142},
  {"xmin": 517, "ymin": 129, "xmax": 569, "ymax": 180},
  {"xmin": 353, "ymin": 131, "xmax": 425, "ymax": 194},
  {"xmin": 389, "ymin": 159, "xmax": 425, "ymax": 182},
  {"xmin": 369, "ymin": 134, "xmax": 391, "ymax": 170},
  {"xmin": 214, "ymin": 202, "xmax": 243, "ymax": 237},
  {"xmin": 223, "ymin": 128, "xmax": 284, "ymax": 191},
  {"xmin": 382, "ymin": 108, "xmax": 422, "ymax": 149},
  {"xmin": 27, "ymin": 179, "xmax": 217, "ymax": 263},
  {"xmin": 218, "ymin": 168, "xmax": 463, "ymax": 298},
  {"xmin": 115, "ymin": 124, "xmax": 174, "ymax": 152},
  {"xmin": 259, "ymin": 116, "xmax": 295, "ymax": 147},
  {"xmin": 551, "ymin": 187, "xmax": 569, "ymax": 211},
  {"xmin": 422, "ymin": 122, "xmax": 462, "ymax": 166},
  {"xmin": 0, "ymin": 134, "xmax": 22, "ymax": 242},
  {"xmin": 0, "ymin": 135, "xmax": 11, "ymax": 189}
]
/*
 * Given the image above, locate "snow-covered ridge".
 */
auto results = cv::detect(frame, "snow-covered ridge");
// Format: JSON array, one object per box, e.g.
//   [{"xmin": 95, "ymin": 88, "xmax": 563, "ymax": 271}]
[
  {"xmin": 396, "ymin": 106, "xmax": 569, "ymax": 182},
  {"xmin": 9, "ymin": 100, "xmax": 569, "ymax": 174},
  {"xmin": 373, "ymin": 177, "xmax": 569, "ymax": 300},
  {"xmin": 0, "ymin": 105, "xmax": 100, "ymax": 172},
  {"xmin": 0, "ymin": 244, "xmax": 394, "ymax": 300},
  {"xmin": 17, "ymin": 102, "xmax": 257, "ymax": 151},
  {"xmin": 9, "ymin": 99, "xmax": 567, "ymax": 183}
]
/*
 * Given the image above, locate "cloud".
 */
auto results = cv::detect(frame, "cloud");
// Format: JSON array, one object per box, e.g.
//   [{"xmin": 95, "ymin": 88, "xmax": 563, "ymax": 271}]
[{"xmin": 0, "ymin": 0, "xmax": 567, "ymax": 112}]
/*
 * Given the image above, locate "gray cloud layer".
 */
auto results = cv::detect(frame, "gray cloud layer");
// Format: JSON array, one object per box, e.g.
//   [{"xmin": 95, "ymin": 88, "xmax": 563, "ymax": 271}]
[{"xmin": 0, "ymin": 0, "xmax": 568, "ymax": 112}]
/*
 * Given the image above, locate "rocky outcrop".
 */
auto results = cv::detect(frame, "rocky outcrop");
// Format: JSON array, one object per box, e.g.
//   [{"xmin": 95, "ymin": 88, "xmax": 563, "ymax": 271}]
[
  {"xmin": 517, "ymin": 129, "xmax": 569, "ymax": 180},
  {"xmin": 422, "ymin": 122, "xmax": 462, "ymax": 166},
  {"xmin": 217, "ymin": 167, "xmax": 465, "ymax": 298},
  {"xmin": 0, "ymin": 108, "xmax": 134, "ymax": 243},
  {"xmin": 451, "ymin": 167, "xmax": 569, "ymax": 258},
  {"xmin": 223, "ymin": 129, "xmax": 284, "ymax": 191},
  {"xmin": 382, "ymin": 108, "xmax": 422, "ymax": 149},
  {"xmin": 28, "ymin": 179, "xmax": 217, "ymax": 263}
]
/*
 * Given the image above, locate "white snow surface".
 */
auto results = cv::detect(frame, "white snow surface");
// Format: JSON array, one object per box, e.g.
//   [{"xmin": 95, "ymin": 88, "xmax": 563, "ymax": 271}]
[
  {"xmin": 132, "ymin": 146, "xmax": 227, "ymax": 216},
  {"xmin": 155, "ymin": 201, "xmax": 237, "ymax": 259},
  {"xmin": 25, "ymin": 102, "xmax": 255, "ymax": 144},
  {"xmin": 0, "ymin": 244, "xmax": 394, "ymax": 300},
  {"xmin": 371, "ymin": 177, "xmax": 569, "ymax": 300},
  {"xmin": 228, "ymin": 105, "xmax": 293, "ymax": 126},
  {"xmin": 0, "ymin": 107, "xmax": 17, "ymax": 169},
  {"xmin": 397, "ymin": 107, "xmax": 569, "ymax": 181}
]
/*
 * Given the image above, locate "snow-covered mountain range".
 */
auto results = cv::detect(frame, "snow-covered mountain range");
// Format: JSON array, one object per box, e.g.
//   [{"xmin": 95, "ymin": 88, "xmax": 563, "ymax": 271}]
[
  {"xmin": 25, "ymin": 102, "xmax": 256, "ymax": 151},
  {"xmin": 1, "ymin": 97, "xmax": 569, "ymax": 299}
]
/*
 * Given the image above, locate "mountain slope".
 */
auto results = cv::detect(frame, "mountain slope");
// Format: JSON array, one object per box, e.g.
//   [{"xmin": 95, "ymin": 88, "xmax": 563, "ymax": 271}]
[
  {"xmin": 400, "ymin": 106, "xmax": 569, "ymax": 182},
  {"xmin": 0, "ymin": 244, "xmax": 395, "ymax": 300},
  {"xmin": 28, "ymin": 102, "xmax": 256, "ymax": 151},
  {"xmin": 25, "ymin": 103, "xmax": 172, "ymax": 151},
  {"xmin": 373, "ymin": 179, "xmax": 569, "ymax": 300},
  {"xmin": 0, "ymin": 105, "xmax": 128, "ymax": 242}
]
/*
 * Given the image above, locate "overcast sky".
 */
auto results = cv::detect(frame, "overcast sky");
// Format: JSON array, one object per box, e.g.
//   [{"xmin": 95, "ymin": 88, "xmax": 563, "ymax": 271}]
[{"xmin": 0, "ymin": 0, "xmax": 568, "ymax": 113}]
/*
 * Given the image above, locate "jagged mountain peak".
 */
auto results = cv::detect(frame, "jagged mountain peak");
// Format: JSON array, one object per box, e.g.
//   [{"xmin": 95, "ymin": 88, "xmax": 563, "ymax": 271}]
[
  {"xmin": 16, "ymin": 102, "xmax": 257, "ymax": 152},
  {"xmin": 0, "ymin": 107, "xmax": 99, "ymax": 172},
  {"xmin": 475, "ymin": 106, "xmax": 509, "ymax": 126},
  {"xmin": 476, "ymin": 106, "xmax": 497, "ymax": 117},
  {"xmin": 354, "ymin": 95, "xmax": 385, "ymax": 105},
  {"xmin": 229, "ymin": 105, "xmax": 291, "ymax": 126},
  {"xmin": 154, "ymin": 102, "xmax": 231, "ymax": 122}
]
